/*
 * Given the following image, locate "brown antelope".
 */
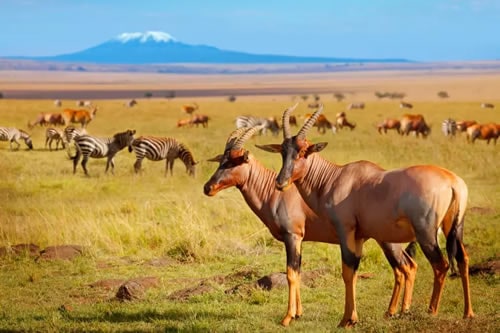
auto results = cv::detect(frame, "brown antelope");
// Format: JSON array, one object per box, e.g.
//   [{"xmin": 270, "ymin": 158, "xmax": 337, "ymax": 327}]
[
  {"xmin": 289, "ymin": 115, "xmax": 298, "ymax": 127},
  {"xmin": 181, "ymin": 102, "xmax": 199, "ymax": 115},
  {"xmin": 400, "ymin": 114, "xmax": 430, "ymax": 137},
  {"xmin": 466, "ymin": 123, "xmax": 499, "ymax": 144},
  {"xmin": 456, "ymin": 120, "xmax": 478, "ymax": 133},
  {"xmin": 191, "ymin": 114, "xmax": 210, "ymax": 128},
  {"xmin": 347, "ymin": 102, "xmax": 365, "ymax": 110},
  {"xmin": 204, "ymin": 125, "xmax": 417, "ymax": 326},
  {"xmin": 28, "ymin": 112, "xmax": 65, "ymax": 128},
  {"xmin": 336, "ymin": 112, "xmax": 356, "ymax": 130},
  {"xmin": 257, "ymin": 105, "xmax": 474, "ymax": 327},
  {"xmin": 480, "ymin": 103, "xmax": 494, "ymax": 109},
  {"xmin": 377, "ymin": 119, "xmax": 401, "ymax": 134},
  {"xmin": 177, "ymin": 118, "xmax": 193, "ymax": 128},
  {"xmin": 304, "ymin": 113, "xmax": 336, "ymax": 134},
  {"xmin": 400, "ymin": 101, "xmax": 413, "ymax": 109},
  {"xmin": 62, "ymin": 107, "xmax": 97, "ymax": 128}
]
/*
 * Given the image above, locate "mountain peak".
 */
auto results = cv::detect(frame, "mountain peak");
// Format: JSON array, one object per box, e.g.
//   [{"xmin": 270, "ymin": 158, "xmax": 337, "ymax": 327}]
[{"xmin": 114, "ymin": 31, "xmax": 176, "ymax": 43}]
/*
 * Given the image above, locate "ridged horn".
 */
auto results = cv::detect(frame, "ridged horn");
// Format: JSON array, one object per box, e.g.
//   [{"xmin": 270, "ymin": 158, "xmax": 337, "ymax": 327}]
[
  {"xmin": 233, "ymin": 126, "xmax": 263, "ymax": 150},
  {"xmin": 297, "ymin": 104, "xmax": 323, "ymax": 139},
  {"xmin": 225, "ymin": 128, "xmax": 248, "ymax": 151},
  {"xmin": 282, "ymin": 103, "xmax": 298, "ymax": 139}
]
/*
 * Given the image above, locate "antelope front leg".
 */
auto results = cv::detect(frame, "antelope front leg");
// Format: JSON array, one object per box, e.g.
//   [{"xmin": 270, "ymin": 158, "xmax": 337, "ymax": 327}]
[
  {"xmin": 338, "ymin": 233, "xmax": 363, "ymax": 328},
  {"xmin": 282, "ymin": 233, "xmax": 303, "ymax": 326}
]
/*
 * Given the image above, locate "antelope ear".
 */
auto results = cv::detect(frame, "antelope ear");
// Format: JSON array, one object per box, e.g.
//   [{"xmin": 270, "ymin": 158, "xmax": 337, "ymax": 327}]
[
  {"xmin": 255, "ymin": 144, "xmax": 282, "ymax": 153},
  {"xmin": 306, "ymin": 142, "xmax": 328, "ymax": 155},
  {"xmin": 207, "ymin": 154, "xmax": 223, "ymax": 162}
]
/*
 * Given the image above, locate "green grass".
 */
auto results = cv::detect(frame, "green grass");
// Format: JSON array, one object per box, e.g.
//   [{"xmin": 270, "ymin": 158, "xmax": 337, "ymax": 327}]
[{"xmin": 0, "ymin": 98, "xmax": 499, "ymax": 332}]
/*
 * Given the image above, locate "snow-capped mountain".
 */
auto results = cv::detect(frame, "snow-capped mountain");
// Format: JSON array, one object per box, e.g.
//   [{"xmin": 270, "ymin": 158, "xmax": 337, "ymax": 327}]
[{"xmin": 29, "ymin": 31, "xmax": 409, "ymax": 64}]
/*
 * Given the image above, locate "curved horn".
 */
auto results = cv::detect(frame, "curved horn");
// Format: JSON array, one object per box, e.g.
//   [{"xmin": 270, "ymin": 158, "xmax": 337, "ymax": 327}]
[
  {"xmin": 282, "ymin": 103, "xmax": 298, "ymax": 139},
  {"xmin": 233, "ymin": 126, "xmax": 262, "ymax": 150},
  {"xmin": 225, "ymin": 127, "xmax": 248, "ymax": 150},
  {"xmin": 297, "ymin": 104, "xmax": 323, "ymax": 139}
]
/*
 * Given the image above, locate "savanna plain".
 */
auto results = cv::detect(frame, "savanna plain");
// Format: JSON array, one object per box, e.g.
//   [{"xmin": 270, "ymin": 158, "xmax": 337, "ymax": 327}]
[{"xmin": 0, "ymin": 70, "xmax": 499, "ymax": 332}]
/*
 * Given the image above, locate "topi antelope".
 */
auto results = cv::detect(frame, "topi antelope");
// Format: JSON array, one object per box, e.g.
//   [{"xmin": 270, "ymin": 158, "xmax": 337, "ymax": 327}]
[
  {"xmin": 257, "ymin": 104, "xmax": 474, "ymax": 327},
  {"xmin": 377, "ymin": 118, "xmax": 401, "ymax": 134},
  {"xmin": 204, "ymin": 124, "xmax": 417, "ymax": 327},
  {"xmin": 400, "ymin": 114, "xmax": 430, "ymax": 138}
]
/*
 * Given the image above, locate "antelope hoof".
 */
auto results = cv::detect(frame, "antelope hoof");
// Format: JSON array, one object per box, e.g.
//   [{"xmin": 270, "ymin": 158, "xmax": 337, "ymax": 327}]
[
  {"xmin": 384, "ymin": 311, "xmax": 396, "ymax": 319},
  {"xmin": 281, "ymin": 315, "xmax": 293, "ymax": 327},
  {"xmin": 463, "ymin": 312, "xmax": 475, "ymax": 319},
  {"xmin": 337, "ymin": 318, "xmax": 358, "ymax": 328}
]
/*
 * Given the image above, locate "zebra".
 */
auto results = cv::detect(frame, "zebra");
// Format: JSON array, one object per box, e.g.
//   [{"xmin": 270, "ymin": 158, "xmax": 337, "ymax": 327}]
[
  {"xmin": 442, "ymin": 118, "xmax": 457, "ymax": 137},
  {"xmin": 235, "ymin": 115, "xmax": 280, "ymax": 136},
  {"xmin": 54, "ymin": 99, "xmax": 62, "ymax": 107},
  {"xmin": 71, "ymin": 129, "xmax": 136, "ymax": 175},
  {"xmin": 129, "ymin": 136, "xmax": 197, "ymax": 177},
  {"xmin": 45, "ymin": 128, "xmax": 65, "ymax": 151},
  {"xmin": 347, "ymin": 102, "xmax": 365, "ymax": 110},
  {"xmin": 0, "ymin": 127, "xmax": 33, "ymax": 150}
]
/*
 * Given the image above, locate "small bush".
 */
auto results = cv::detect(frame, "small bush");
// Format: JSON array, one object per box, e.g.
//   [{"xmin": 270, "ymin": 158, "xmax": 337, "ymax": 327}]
[
  {"xmin": 437, "ymin": 91, "xmax": 449, "ymax": 98},
  {"xmin": 333, "ymin": 92, "xmax": 345, "ymax": 102},
  {"xmin": 0, "ymin": 92, "xmax": 3, "ymax": 99},
  {"xmin": 300, "ymin": 95, "xmax": 309, "ymax": 101},
  {"xmin": 165, "ymin": 91, "xmax": 176, "ymax": 99},
  {"xmin": 144, "ymin": 92, "xmax": 153, "ymax": 98},
  {"xmin": 227, "ymin": 95, "xmax": 237, "ymax": 102}
]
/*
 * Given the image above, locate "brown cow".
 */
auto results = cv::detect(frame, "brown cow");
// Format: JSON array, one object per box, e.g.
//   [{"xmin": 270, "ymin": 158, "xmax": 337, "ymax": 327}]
[
  {"xmin": 400, "ymin": 114, "xmax": 430, "ymax": 138},
  {"xmin": 377, "ymin": 119, "xmax": 401, "ymax": 134},
  {"xmin": 466, "ymin": 123, "xmax": 499, "ymax": 144},
  {"xmin": 62, "ymin": 107, "xmax": 97, "ymax": 128}
]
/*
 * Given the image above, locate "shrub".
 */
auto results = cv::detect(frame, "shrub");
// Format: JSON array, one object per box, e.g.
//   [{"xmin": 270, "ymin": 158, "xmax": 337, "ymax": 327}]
[
  {"xmin": 144, "ymin": 92, "xmax": 153, "ymax": 98},
  {"xmin": 333, "ymin": 92, "xmax": 345, "ymax": 102},
  {"xmin": 165, "ymin": 91, "xmax": 176, "ymax": 99},
  {"xmin": 437, "ymin": 91, "xmax": 449, "ymax": 98},
  {"xmin": 300, "ymin": 95, "xmax": 309, "ymax": 101},
  {"xmin": 0, "ymin": 92, "xmax": 3, "ymax": 99},
  {"xmin": 227, "ymin": 95, "xmax": 237, "ymax": 102}
]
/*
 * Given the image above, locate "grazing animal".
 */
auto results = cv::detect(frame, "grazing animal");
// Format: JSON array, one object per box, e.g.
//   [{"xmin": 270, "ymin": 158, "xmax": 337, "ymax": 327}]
[
  {"xmin": 45, "ymin": 128, "xmax": 65, "ymax": 151},
  {"xmin": 71, "ymin": 130, "xmax": 136, "ymax": 175},
  {"xmin": 304, "ymin": 113, "xmax": 336, "ymax": 134},
  {"xmin": 289, "ymin": 115, "xmax": 298, "ymax": 127},
  {"xmin": 28, "ymin": 112, "xmax": 65, "ymax": 128},
  {"xmin": 177, "ymin": 118, "xmax": 193, "ymax": 128},
  {"xmin": 307, "ymin": 102, "xmax": 321, "ymax": 109},
  {"xmin": 400, "ymin": 101, "xmax": 413, "ymax": 109},
  {"xmin": 336, "ymin": 112, "xmax": 356, "ymax": 130},
  {"xmin": 125, "ymin": 99, "xmax": 138, "ymax": 108},
  {"xmin": 129, "ymin": 136, "xmax": 197, "ymax": 176},
  {"xmin": 456, "ymin": 120, "xmax": 478, "ymax": 133},
  {"xmin": 235, "ymin": 115, "xmax": 280, "ymax": 136},
  {"xmin": 63, "ymin": 126, "xmax": 87, "ymax": 145},
  {"xmin": 258, "ymin": 105, "xmax": 474, "ymax": 327},
  {"xmin": 0, "ymin": 127, "xmax": 33, "ymax": 150},
  {"xmin": 441, "ymin": 118, "xmax": 457, "ymax": 137},
  {"xmin": 347, "ymin": 102, "xmax": 365, "ymax": 110},
  {"xmin": 377, "ymin": 119, "xmax": 401, "ymax": 134},
  {"xmin": 466, "ymin": 123, "xmax": 499, "ymax": 144},
  {"xmin": 181, "ymin": 102, "xmax": 199, "ymax": 115},
  {"xmin": 191, "ymin": 114, "xmax": 210, "ymax": 128},
  {"xmin": 62, "ymin": 107, "xmax": 97, "ymax": 128},
  {"xmin": 400, "ymin": 114, "xmax": 431, "ymax": 137},
  {"xmin": 205, "ymin": 125, "xmax": 418, "ymax": 326},
  {"xmin": 76, "ymin": 100, "xmax": 84, "ymax": 107},
  {"xmin": 480, "ymin": 103, "xmax": 494, "ymax": 109},
  {"xmin": 54, "ymin": 99, "xmax": 62, "ymax": 107}
]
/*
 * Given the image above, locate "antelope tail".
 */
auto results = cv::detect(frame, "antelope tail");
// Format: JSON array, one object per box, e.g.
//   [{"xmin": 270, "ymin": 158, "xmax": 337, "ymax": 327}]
[{"xmin": 445, "ymin": 188, "xmax": 461, "ymax": 275}]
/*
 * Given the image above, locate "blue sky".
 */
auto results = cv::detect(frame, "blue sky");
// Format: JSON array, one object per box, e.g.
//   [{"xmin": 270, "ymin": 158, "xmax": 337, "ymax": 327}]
[{"xmin": 1, "ymin": 0, "xmax": 499, "ymax": 61}]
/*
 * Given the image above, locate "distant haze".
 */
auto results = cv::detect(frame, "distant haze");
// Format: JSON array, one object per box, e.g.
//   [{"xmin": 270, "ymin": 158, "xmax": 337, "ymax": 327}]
[{"xmin": 0, "ymin": 1, "xmax": 499, "ymax": 61}]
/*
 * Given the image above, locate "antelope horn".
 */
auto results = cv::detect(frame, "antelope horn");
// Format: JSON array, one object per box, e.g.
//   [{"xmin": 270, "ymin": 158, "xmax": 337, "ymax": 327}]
[
  {"xmin": 282, "ymin": 103, "xmax": 298, "ymax": 139},
  {"xmin": 297, "ymin": 104, "xmax": 323, "ymax": 139},
  {"xmin": 225, "ymin": 128, "xmax": 249, "ymax": 151},
  {"xmin": 233, "ymin": 125, "xmax": 263, "ymax": 150}
]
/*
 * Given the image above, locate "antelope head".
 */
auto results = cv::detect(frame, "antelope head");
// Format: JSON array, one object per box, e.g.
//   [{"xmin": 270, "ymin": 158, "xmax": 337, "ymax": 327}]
[
  {"xmin": 203, "ymin": 126, "xmax": 262, "ymax": 196},
  {"xmin": 256, "ymin": 103, "xmax": 328, "ymax": 191}
]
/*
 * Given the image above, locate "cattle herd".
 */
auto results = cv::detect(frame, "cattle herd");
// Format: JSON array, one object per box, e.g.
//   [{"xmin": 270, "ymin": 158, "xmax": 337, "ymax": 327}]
[{"xmin": 0, "ymin": 96, "xmax": 497, "ymax": 327}]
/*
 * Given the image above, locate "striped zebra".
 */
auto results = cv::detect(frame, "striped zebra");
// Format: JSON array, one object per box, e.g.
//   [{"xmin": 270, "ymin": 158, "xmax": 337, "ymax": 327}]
[
  {"xmin": 71, "ymin": 129, "xmax": 136, "ymax": 175},
  {"xmin": 45, "ymin": 128, "xmax": 65, "ymax": 151},
  {"xmin": 129, "ymin": 136, "xmax": 197, "ymax": 176},
  {"xmin": 441, "ymin": 118, "xmax": 457, "ymax": 137},
  {"xmin": 235, "ymin": 115, "xmax": 280, "ymax": 136},
  {"xmin": 0, "ymin": 127, "xmax": 33, "ymax": 150}
]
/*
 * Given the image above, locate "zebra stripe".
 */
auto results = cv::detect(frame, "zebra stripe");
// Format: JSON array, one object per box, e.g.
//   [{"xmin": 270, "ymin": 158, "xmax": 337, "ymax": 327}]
[
  {"xmin": 235, "ymin": 116, "xmax": 280, "ymax": 136},
  {"xmin": 130, "ymin": 136, "xmax": 197, "ymax": 176},
  {"xmin": 71, "ymin": 129, "xmax": 136, "ymax": 175},
  {"xmin": 45, "ymin": 128, "xmax": 65, "ymax": 151},
  {"xmin": 442, "ymin": 118, "xmax": 457, "ymax": 137},
  {"xmin": 0, "ymin": 127, "xmax": 33, "ymax": 150}
]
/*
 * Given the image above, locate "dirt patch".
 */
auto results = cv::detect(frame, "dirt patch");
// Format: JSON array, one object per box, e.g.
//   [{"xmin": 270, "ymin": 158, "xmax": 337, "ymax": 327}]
[
  {"xmin": 167, "ymin": 281, "xmax": 217, "ymax": 301},
  {"xmin": 0, "ymin": 243, "xmax": 40, "ymax": 258},
  {"xmin": 115, "ymin": 276, "xmax": 160, "ymax": 301},
  {"xmin": 36, "ymin": 245, "xmax": 84, "ymax": 261},
  {"xmin": 469, "ymin": 259, "xmax": 500, "ymax": 275}
]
